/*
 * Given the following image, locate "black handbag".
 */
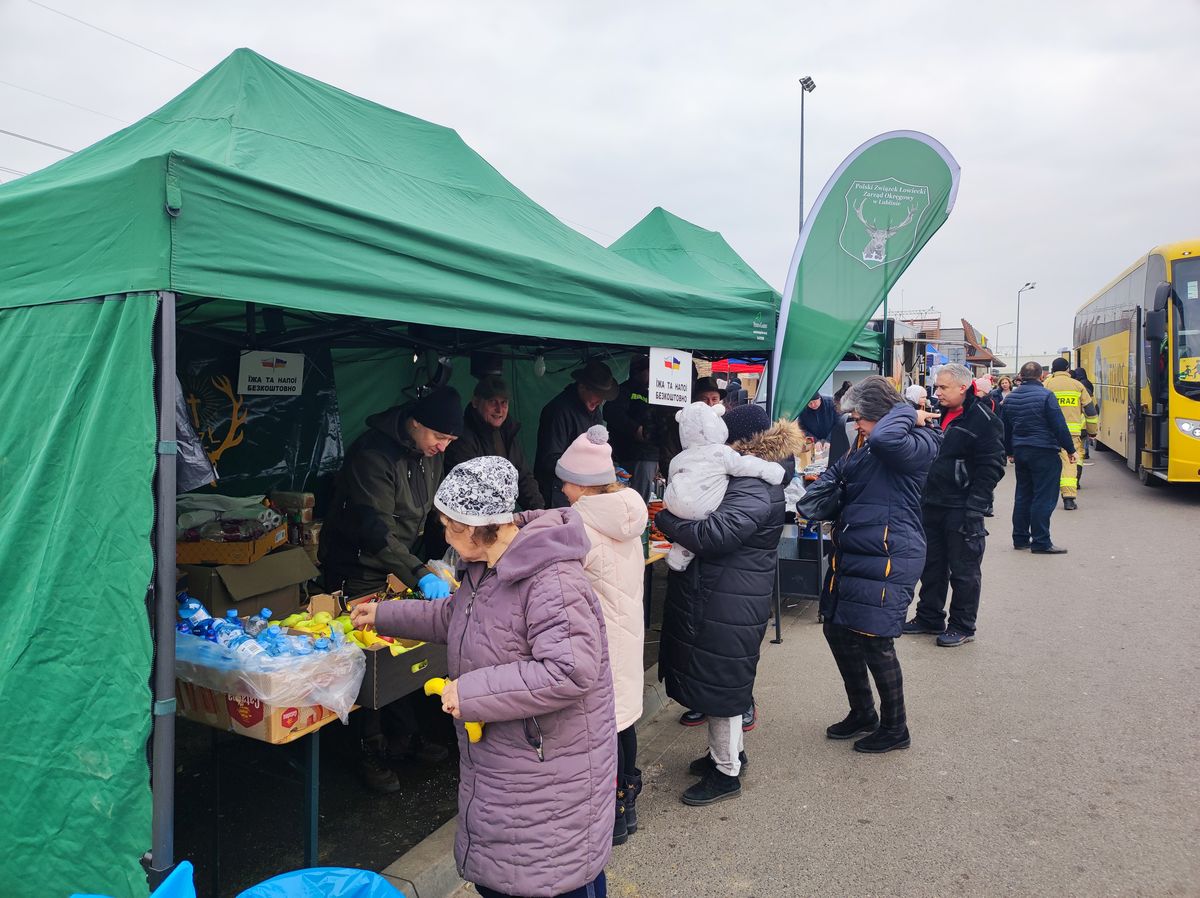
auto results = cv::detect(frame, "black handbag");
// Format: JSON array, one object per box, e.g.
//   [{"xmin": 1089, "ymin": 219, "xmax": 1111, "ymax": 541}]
[{"xmin": 797, "ymin": 474, "xmax": 845, "ymax": 522}]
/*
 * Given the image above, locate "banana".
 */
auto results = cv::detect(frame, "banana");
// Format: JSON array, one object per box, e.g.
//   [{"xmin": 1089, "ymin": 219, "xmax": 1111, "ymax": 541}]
[{"xmin": 423, "ymin": 678, "xmax": 484, "ymax": 743}]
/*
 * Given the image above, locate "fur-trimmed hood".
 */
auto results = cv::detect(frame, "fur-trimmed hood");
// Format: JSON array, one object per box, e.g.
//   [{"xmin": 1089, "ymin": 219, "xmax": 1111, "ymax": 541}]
[{"xmin": 730, "ymin": 418, "xmax": 806, "ymax": 462}]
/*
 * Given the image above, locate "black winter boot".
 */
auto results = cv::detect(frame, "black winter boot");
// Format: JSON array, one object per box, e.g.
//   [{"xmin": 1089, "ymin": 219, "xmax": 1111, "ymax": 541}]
[
  {"xmin": 613, "ymin": 782, "xmax": 629, "ymax": 846},
  {"xmin": 681, "ymin": 769, "xmax": 741, "ymax": 806},
  {"xmin": 624, "ymin": 770, "xmax": 642, "ymax": 834},
  {"xmin": 359, "ymin": 736, "xmax": 401, "ymax": 793},
  {"xmin": 826, "ymin": 709, "xmax": 880, "ymax": 740},
  {"xmin": 688, "ymin": 751, "xmax": 749, "ymax": 776},
  {"xmin": 853, "ymin": 726, "xmax": 911, "ymax": 754}
]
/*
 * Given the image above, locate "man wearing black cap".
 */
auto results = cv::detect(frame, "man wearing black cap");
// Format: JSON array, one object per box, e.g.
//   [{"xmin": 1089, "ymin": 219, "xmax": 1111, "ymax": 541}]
[
  {"xmin": 320, "ymin": 385, "xmax": 463, "ymax": 792},
  {"xmin": 445, "ymin": 375, "xmax": 544, "ymax": 511},
  {"xmin": 536, "ymin": 359, "xmax": 618, "ymax": 507},
  {"xmin": 606, "ymin": 353, "xmax": 669, "ymax": 501},
  {"xmin": 321, "ymin": 384, "xmax": 463, "ymax": 597}
]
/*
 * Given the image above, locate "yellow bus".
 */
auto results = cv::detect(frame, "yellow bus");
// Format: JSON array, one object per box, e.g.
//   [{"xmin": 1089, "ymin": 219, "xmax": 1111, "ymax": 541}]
[{"xmin": 1074, "ymin": 239, "xmax": 1200, "ymax": 484}]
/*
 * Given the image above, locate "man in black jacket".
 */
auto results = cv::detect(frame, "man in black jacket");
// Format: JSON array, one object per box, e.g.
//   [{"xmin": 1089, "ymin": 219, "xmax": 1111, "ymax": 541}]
[
  {"xmin": 605, "ymin": 353, "xmax": 668, "ymax": 501},
  {"xmin": 905, "ymin": 364, "xmax": 1006, "ymax": 647},
  {"xmin": 535, "ymin": 359, "xmax": 618, "ymax": 507},
  {"xmin": 445, "ymin": 375, "xmax": 544, "ymax": 511}
]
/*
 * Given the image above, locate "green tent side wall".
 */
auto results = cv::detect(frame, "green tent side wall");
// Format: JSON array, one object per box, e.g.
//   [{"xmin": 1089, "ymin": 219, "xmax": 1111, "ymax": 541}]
[{"xmin": 0, "ymin": 296, "xmax": 157, "ymax": 898}]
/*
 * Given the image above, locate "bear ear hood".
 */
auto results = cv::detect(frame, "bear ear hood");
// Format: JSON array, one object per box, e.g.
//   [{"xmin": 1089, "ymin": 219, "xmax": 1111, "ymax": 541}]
[{"xmin": 676, "ymin": 400, "xmax": 729, "ymax": 450}]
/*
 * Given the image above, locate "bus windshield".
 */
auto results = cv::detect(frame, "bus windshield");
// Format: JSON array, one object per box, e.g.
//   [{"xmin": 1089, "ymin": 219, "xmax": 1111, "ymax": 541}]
[{"xmin": 1173, "ymin": 257, "xmax": 1200, "ymax": 390}]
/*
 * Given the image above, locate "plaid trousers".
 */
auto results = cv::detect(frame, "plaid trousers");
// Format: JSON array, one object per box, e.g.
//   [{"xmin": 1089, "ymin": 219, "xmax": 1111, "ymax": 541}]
[{"xmin": 823, "ymin": 622, "xmax": 907, "ymax": 731}]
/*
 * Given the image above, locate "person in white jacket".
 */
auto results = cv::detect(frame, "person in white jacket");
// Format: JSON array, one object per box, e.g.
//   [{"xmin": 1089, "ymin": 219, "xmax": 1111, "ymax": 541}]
[
  {"xmin": 663, "ymin": 401, "xmax": 785, "ymax": 571},
  {"xmin": 557, "ymin": 425, "xmax": 650, "ymax": 848}
]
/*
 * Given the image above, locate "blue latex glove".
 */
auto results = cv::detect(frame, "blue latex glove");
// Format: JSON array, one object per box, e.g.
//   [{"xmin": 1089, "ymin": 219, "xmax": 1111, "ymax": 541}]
[{"xmin": 418, "ymin": 572, "xmax": 451, "ymax": 600}]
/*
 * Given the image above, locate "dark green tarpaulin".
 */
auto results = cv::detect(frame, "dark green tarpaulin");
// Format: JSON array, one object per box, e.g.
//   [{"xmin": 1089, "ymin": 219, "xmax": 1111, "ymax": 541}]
[
  {"xmin": 847, "ymin": 327, "xmax": 885, "ymax": 363},
  {"xmin": 0, "ymin": 296, "xmax": 157, "ymax": 898},
  {"xmin": 0, "ymin": 50, "xmax": 768, "ymax": 351}
]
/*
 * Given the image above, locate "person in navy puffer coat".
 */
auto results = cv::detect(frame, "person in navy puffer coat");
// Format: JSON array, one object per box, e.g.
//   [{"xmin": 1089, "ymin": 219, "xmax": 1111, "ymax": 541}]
[{"xmin": 815, "ymin": 376, "xmax": 939, "ymax": 754}]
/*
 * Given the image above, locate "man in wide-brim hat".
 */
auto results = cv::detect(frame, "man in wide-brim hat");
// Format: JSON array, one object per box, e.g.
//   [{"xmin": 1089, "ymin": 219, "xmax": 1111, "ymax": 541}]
[{"xmin": 536, "ymin": 359, "xmax": 619, "ymax": 507}]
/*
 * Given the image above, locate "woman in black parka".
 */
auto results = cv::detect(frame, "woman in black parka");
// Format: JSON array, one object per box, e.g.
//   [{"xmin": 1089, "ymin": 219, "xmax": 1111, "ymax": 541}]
[
  {"xmin": 656, "ymin": 406, "xmax": 804, "ymax": 807},
  {"xmin": 816, "ymin": 376, "xmax": 939, "ymax": 755}
]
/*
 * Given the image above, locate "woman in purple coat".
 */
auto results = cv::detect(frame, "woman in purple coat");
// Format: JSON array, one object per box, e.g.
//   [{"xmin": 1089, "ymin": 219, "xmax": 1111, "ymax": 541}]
[{"xmin": 352, "ymin": 456, "xmax": 616, "ymax": 898}]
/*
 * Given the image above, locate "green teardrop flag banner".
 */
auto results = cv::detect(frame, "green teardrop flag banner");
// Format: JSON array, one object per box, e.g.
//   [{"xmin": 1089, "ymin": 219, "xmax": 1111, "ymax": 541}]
[{"xmin": 771, "ymin": 130, "xmax": 961, "ymax": 418}]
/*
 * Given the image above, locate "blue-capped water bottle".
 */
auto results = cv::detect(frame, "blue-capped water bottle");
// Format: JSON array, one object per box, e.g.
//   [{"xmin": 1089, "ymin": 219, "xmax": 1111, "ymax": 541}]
[
  {"xmin": 245, "ymin": 608, "xmax": 273, "ymax": 637},
  {"xmin": 178, "ymin": 595, "xmax": 213, "ymax": 627},
  {"xmin": 211, "ymin": 619, "xmax": 266, "ymax": 657}
]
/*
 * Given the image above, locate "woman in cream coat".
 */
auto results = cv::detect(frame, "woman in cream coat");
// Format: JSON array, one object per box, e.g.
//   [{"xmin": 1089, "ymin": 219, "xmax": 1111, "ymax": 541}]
[{"xmin": 557, "ymin": 425, "xmax": 649, "ymax": 847}]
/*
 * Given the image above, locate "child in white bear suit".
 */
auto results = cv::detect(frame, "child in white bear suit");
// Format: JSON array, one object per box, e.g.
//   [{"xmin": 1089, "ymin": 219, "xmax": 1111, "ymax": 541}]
[{"xmin": 664, "ymin": 401, "xmax": 786, "ymax": 571}]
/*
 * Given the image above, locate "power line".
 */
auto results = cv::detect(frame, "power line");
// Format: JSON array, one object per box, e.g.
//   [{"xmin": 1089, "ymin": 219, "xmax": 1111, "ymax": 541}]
[
  {"xmin": 27, "ymin": 0, "xmax": 203, "ymax": 73},
  {"xmin": 0, "ymin": 127, "xmax": 74, "ymax": 153},
  {"xmin": 0, "ymin": 77, "xmax": 128, "ymax": 123},
  {"xmin": 0, "ymin": 164, "xmax": 29, "ymax": 175}
]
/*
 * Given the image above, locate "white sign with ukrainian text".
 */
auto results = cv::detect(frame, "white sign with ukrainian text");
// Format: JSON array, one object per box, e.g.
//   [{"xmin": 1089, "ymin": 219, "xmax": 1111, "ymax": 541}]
[
  {"xmin": 648, "ymin": 347, "xmax": 693, "ymax": 407},
  {"xmin": 237, "ymin": 350, "xmax": 305, "ymax": 396}
]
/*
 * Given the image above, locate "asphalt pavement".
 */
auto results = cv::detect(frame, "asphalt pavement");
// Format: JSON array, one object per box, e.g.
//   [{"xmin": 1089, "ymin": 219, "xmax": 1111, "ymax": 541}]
[{"xmin": 597, "ymin": 450, "xmax": 1200, "ymax": 898}]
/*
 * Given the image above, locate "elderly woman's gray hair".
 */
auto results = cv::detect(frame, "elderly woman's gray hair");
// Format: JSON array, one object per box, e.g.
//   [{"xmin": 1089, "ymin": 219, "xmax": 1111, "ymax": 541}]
[{"xmin": 841, "ymin": 375, "xmax": 904, "ymax": 421}]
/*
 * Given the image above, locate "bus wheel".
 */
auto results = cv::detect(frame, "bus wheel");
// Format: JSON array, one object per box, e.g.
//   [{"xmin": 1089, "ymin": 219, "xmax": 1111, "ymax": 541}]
[{"xmin": 1138, "ymin": 464, "xmax": 1161, "ymax": 487}]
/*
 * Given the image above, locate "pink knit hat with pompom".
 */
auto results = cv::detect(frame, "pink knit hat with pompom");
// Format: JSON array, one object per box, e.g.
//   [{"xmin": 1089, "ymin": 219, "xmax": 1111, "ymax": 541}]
[{"xmin": 555, "ymin": 425, "xmax": 616, "ymax": 486}]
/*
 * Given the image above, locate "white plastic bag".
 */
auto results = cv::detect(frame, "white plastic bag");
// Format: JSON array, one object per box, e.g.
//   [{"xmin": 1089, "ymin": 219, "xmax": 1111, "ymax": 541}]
[{"xmin": 175, "ymin": 634, "xmax": 365, "ymax": 723}]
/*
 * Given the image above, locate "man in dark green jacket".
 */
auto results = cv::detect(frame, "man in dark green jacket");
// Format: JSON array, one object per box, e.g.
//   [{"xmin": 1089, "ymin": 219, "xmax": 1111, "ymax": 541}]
[
  {"xmin": 320, "ymin": 386, "xmax": 463, "ymax": 598},
  {"xmin": 320, "ymin": 385, "xmax": 463, "ymax": 792},
  {"xmin": 445, "ymin": 375, "xmax": 544, "ymax": 511}
]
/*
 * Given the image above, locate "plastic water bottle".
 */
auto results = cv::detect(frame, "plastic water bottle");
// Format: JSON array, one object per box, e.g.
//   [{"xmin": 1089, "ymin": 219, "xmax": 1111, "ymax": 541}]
[
  {"xmin": 289, "ymin": 635, "xmax": 314, "ymax": 656},
  {"xmin": 255, "ymin": 626, "xmax": 288, "ymax": 656},
  {"xmin": 178, "ymin": 597, "xmax": 213, "ymax": 626},
  {"xmin": 244, "ymin": 607, "xmax": 273, "ymax": 633},
  {"xmin": 224, "ymin": 609, "xmax": 244, "ymax": 630},
  {"xmin": 245, "ymin": 608, "xmax": 273, "ymax": 637},
  {"xmin": 176, "ymin": 620, "xmax": 193, "ymax": 635},
  {"xmin": 211, "ymin": 619, "xmax": 266, "ymax": 657},
  {"xmin": 313, "ymin": 637, "xmax": 331, "ymax": 652}
]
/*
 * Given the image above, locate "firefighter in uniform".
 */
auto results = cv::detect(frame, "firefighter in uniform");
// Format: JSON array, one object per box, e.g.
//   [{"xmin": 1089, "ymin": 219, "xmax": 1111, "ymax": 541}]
[{"xmin": 1045, "ymin": 358, "xmax": 1098, "ymax": 511}]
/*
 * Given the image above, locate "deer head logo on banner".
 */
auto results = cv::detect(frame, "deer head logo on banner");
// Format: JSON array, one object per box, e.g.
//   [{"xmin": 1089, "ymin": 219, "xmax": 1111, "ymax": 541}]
[{"xmin": 839, "ymin": 178, "xmax": 931, "ymax": 270}]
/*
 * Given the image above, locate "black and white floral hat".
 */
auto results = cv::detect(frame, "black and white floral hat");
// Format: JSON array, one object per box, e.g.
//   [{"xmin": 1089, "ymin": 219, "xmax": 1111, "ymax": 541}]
[{"xmin": 434, "ymin": 456, "xmax": 519, "ymax": 526}]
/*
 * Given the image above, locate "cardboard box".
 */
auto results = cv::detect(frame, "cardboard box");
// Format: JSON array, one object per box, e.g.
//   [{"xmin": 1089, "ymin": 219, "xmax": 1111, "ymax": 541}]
[
  {"xmin": 288, "ymin": 520, "xmax": 322, "ymax": 545},
  {"xmin": 176, "ymin": 524, "xmax": 288, "ymax": 565},
  {"xmin": 176, "ymin": 679, "xmax": 230, "ymax": 729},
  {"xmin": 270, "ymin": 491, "xmax": 315, "ymax": 509},
  {"xmin": 309, "ymin": 590, "xmax": 449, "ymax": 709},
  {"xmin": 302, "ymin": 544, "xmax": 320, "ymax": 567},
  {"xmin": 176, "ymin": 679, "xmax": 338, "ymax": 744},
  {"xmin": 178, "ymin": 545, "xmax": 320, "ymax": 619}
]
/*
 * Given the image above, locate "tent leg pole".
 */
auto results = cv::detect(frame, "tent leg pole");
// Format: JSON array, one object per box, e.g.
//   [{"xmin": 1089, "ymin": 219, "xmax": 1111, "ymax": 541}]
[
  {"xmin": 764, "ymin": 352, "xmax": 774, "ymax": 419},
  {"xmin": 147, "ymin": 290, "xmax": 178, "ymax": 888}
]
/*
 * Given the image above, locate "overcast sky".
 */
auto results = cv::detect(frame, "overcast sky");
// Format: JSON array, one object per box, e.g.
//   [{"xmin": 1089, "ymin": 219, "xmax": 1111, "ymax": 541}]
[{"xmin": 3, "ymin": 0, "xmax": 1197, "ymax": 355}]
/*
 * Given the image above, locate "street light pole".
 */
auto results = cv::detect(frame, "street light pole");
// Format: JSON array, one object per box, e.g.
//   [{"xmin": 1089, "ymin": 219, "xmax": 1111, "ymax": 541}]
[
  {"xmin": 798, "ymin": 76, "xmax": 816, "ymax": 233},
  {"xmin": 1015, "ymin": 282, "xmax": 1037, "ymax": 371},
  {"xmin": 995, "ymin": 320, "xmax": 1015, "ymax": 367}
]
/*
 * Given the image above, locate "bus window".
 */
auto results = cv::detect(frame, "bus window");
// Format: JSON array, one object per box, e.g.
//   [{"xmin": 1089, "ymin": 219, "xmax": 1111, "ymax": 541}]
[{"xmin": 1174, "ymin": 257, "xmax": 1200, "ymax": 389}]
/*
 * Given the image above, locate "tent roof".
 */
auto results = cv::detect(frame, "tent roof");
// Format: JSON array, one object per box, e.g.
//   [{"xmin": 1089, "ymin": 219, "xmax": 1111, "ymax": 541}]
[
  {"xmin": 609, "ymin": 207, "xmax": 780, "ymax": 310},
  {"xmin": 0, "ymin": 50, "xmax": 771, "ymax": 350},
  {"xmin": 610, "ymin": 207, "xmax": 882, "ymax": 362}
]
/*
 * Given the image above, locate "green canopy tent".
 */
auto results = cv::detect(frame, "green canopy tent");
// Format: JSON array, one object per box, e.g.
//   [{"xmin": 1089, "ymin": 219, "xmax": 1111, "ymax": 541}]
[
  {"xmin": 609, "ymin": 207, "xmax": 884, "ymax": 407},
  {"xmin": 0, "ymin": 50, "xmax": 774, "ymax": 898}
]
